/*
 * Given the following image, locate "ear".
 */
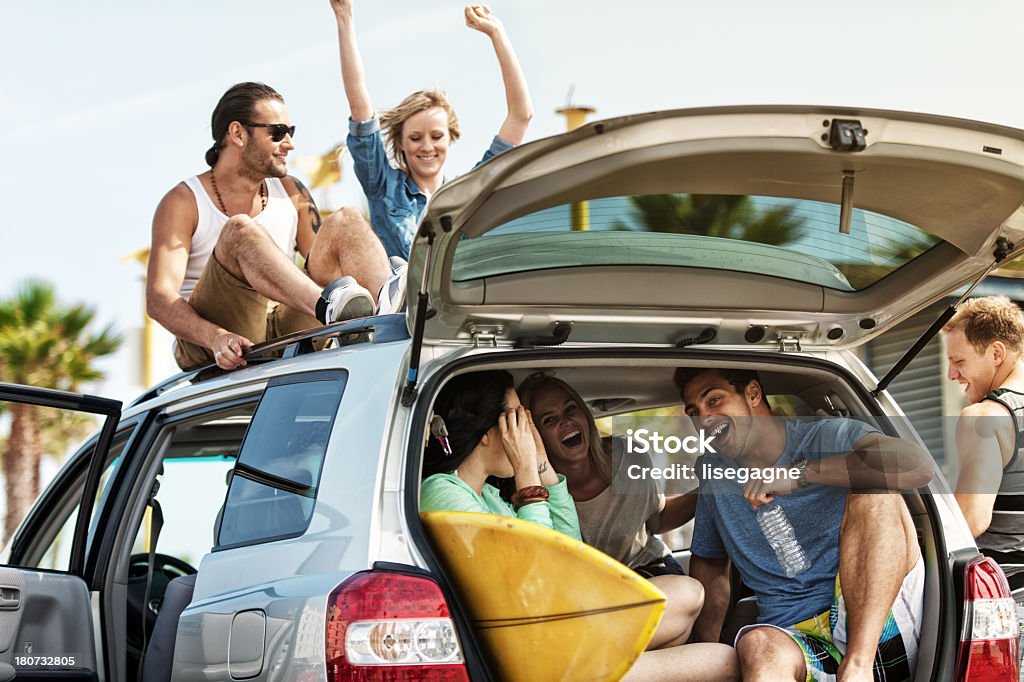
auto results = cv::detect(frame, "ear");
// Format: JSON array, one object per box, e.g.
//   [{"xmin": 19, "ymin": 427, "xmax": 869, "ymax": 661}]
[
  {"xmin": 990, "ymin": 341, "xmax": 1006, "ymax": 367},
  {"xmin": 745, "ymin": 380, "xmax": 764, "ymax": 408},
  {"xmin": 479, "ymin": 430, "xmax": 491, "ymax": 447},
  {"xmin": 228, "ymin": 121, "xmax": 247, "ymax": 147}
]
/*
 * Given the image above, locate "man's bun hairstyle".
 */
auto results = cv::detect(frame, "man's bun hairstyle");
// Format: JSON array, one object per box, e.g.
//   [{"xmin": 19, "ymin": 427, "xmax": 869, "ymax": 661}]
[{"xmin": 206, "ymin": 82, "xmax": 284, "ymax": 167}]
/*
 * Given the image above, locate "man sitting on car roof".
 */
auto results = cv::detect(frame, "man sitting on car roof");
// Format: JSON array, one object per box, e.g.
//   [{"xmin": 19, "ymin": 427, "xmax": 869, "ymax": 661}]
[
  {"xmin": 675, "ymin": 367, "xmax": 933, "ymax": 682},
  {"xmin": 147, "ymin": 82, "xmax": 393, "ymax": 373}
]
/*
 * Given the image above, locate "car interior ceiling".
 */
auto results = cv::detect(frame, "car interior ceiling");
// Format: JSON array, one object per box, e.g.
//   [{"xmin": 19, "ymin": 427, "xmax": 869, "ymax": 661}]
[{"xmin": 419, "ymin": 358, "xmax": 941, "ymax": 678}]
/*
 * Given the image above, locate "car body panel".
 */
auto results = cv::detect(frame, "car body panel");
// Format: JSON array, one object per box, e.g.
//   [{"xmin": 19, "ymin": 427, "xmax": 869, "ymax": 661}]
[{"xmin": 173, "ymin": 340, "xmax": 410, "ymax": 681}]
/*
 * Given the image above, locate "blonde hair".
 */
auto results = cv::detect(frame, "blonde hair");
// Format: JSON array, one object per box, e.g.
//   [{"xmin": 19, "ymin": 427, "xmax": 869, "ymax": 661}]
[
  {"xmin": 379, "ymin": 89, "xmax": 461, "ymax": 174},
  {"xmin": 518, "ymin": 374, "xmax": 612, "ymax": 486},
  {"xmin": 944, "ymin": 295, "xmax": 1024, "ymax": 355}
]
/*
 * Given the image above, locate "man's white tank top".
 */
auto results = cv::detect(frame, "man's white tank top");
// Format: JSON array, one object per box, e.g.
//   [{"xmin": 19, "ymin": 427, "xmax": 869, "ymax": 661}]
[{"xmin": 179, "ymin": 175, "xmax": 298, "ymax": 300}]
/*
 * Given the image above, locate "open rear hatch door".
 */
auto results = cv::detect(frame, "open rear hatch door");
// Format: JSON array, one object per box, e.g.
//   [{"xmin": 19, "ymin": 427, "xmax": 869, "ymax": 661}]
[{"xmin": 406, "ymin": 105, "xmax": 1024, "ymax": 352}]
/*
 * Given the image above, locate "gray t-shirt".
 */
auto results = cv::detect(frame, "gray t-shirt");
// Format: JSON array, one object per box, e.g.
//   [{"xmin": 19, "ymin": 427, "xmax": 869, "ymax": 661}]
[
  {"xmin": 574, "ymin": 437, "xmax": 668, "ymax": 568},
  {"xmin": 691, "ymin": 418, "xmax": 875, "ymax": 626}
]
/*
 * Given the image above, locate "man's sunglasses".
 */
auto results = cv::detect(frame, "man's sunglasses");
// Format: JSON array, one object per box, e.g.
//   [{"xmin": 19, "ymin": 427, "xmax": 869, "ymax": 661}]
[{"xmin": 240, "ymin": 121, "xmax": 296, "ymax": 142}]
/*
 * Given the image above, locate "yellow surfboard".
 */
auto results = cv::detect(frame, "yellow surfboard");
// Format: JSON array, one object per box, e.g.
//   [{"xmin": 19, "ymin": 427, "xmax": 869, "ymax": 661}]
[{"xmin": 421, "ymin": 511, "xmax": 666, "ymax": 682}]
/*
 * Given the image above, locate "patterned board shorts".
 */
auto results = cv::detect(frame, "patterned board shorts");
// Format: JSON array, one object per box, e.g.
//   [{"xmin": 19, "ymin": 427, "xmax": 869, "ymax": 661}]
[{"xmin": 735, "ymin": 557, "xmax": 924, "ymax": 682}]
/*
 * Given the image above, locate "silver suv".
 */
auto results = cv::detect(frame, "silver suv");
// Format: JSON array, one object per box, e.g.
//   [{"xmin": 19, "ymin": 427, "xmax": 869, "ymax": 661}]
[{"xmin": 1, "ymin": 105, "xmax": 1022, "ymax": 681}]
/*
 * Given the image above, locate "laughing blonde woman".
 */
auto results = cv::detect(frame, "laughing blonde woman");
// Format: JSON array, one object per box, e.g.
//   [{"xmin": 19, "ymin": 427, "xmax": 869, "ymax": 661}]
[{"xmin": 329, "ymin": 0, "xmax": 532, "ymax": 260}]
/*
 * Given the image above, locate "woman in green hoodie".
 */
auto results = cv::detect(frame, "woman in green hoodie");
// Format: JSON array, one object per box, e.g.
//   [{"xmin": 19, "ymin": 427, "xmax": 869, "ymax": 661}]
[{"xmin": 420, "ymin": 370, "xmax": 580, "ymax": 540}]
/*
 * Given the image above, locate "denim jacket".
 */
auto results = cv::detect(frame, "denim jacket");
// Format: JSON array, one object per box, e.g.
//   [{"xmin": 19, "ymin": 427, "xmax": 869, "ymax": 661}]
[{"xmin": 348, "ymin": 116, "xmax": 514, "ymax": 258}]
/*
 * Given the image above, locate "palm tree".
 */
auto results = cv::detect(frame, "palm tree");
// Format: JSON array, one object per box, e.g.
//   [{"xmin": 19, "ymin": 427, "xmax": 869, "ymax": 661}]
[
  {"xmin": 0, "ymin": 280, "xmax": 120, "ymax": 542},
  {"xmin": 626, "ymin": 194, "xmax": 803, "ymax": 245}
]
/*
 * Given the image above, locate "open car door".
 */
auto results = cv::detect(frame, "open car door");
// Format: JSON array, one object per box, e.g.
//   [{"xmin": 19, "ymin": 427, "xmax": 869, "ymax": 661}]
[{"xmin": 0, "ymin": 382, "xmax": 121, "ymax": 681}]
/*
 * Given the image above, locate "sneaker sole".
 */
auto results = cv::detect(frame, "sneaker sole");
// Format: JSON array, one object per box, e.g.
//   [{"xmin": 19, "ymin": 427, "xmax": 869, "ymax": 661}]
[{"xmin": 339, "ymin": 295, "xmax": 375, "ymax": 321}]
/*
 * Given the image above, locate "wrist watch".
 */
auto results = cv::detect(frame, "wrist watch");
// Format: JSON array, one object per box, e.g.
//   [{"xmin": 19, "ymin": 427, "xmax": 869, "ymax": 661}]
[{"xmin": 792, "ymin": 456, "xmax": 810, "ymax": 488}]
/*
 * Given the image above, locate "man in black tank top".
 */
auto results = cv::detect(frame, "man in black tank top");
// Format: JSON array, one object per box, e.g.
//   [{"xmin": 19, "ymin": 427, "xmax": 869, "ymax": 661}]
[{"xmin": 943, "ymin": 295, "xmax": 1024, "ymax": 590}]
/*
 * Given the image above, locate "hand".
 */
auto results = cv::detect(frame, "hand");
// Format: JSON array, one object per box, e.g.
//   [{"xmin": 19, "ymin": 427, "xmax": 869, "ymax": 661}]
[
  {"xmin": 464, "ymin": 4, "xmax": 503, "ymax": 37},
  {"xmin": 498, "ymin": 405, "xmax": 539, "ymax": 473},
  {"xmin": 212, "ymin": 332, "xmax": 253, "ymax": 371},
  {"xmin": 329, "ymin": 0, "xmax": 353, "ymax": 18},
  {"xmin": 743, "ymin": 469, "xmax": 798, "ymax": 509}
]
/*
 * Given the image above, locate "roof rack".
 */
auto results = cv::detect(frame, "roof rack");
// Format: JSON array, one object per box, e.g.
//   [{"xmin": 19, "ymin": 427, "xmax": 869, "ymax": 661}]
[{"xmin": 129, "ymin": 314, "xmax": 409, "ymax": 407}]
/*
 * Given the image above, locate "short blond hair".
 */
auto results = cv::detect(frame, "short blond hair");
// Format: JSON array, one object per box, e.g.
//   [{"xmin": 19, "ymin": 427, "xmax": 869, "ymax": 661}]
[
  {"xmin": 943, "ymin": 295, "xmax": 1024, "ymax": 354},
  {"xmin": 379, "ymin": 89, "xmax": 461, "ymax": 174}
]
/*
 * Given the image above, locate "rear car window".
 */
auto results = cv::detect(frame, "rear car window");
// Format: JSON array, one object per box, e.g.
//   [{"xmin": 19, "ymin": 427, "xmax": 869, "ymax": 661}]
[
  {"xmin": 451, "ymin": 193, "xmax": 940, "ymax": 291},
  {"xmin": 216, "ymin": 371, "xmax": 346, "ymax": 549}
]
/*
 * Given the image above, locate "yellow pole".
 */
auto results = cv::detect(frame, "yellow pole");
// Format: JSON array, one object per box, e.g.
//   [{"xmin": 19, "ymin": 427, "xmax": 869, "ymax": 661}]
[
  {"xmin": 119, "ymin": 246, "xmax": 154, "ymax": 550},
  {"xmin": 555, "ymin": 105, "xmax": 596, "ymax": 231},
  {"xmin": 120, "ymin": 247, "xmax": 153, "ymax": 388},
  {"xmin": 141, "ymin": 303, "xmax": 153, "ymax": 388},
  {"xmin": 556, "ymin": 106, "xmax": 595, "ymax": 131}
]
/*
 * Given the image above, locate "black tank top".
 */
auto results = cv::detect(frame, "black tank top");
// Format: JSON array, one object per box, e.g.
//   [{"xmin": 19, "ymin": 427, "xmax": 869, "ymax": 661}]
[{"xmin": 976, "ymin": 388, "xmax": 1024, "ymax": 582}]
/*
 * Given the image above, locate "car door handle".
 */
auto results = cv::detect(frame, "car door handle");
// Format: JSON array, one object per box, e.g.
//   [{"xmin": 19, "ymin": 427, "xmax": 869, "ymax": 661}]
[{"xmin": 0, "ymin": 587, "xmax": 21, "ymax": 610}]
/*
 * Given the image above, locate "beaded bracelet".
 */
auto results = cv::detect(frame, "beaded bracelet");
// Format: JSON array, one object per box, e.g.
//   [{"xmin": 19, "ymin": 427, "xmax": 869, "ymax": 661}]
[{"xmin": 512, "ymin": 485, "xmax": 550, "ymax": 511}]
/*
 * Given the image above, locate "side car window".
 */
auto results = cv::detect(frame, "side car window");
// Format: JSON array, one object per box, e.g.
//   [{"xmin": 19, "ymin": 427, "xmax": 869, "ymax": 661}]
[
  {"xmin": 130, "ymin": 406, "xmax": 255, "ymax": 564},
  {"xmin": 11, "ymin": 425, "xmax": 134, "ymax": 572},
  {"xmin": 216, "ymin": 372, "xmax": 347, "ymax": 549}
]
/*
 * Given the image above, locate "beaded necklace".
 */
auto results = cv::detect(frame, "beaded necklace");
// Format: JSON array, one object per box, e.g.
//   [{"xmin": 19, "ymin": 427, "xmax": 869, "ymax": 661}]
[{"xmin": 209, "ymin": 171, "xmax": 266, "ymax": 215}]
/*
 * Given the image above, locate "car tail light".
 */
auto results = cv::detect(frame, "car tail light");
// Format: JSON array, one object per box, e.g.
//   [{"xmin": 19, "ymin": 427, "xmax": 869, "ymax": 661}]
[
  {"xmin": 956, "ymin": 556, "xmax": 1020, "ymax": 681},
  {"xmin": 326, "ymin": 570, "xmax": 470, "ymax": 682}
]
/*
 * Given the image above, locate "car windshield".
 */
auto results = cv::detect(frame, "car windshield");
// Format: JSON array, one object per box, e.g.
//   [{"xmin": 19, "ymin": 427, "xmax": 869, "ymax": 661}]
[{"xmin": 451, "ymin": 194, "xmax": 941, "ymax": 291}]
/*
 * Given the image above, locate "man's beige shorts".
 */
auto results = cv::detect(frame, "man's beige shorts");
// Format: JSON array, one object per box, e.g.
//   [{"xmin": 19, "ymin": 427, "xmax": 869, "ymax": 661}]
[{"xmin": 174, "ymin": 253, "xmax": 317, "ymax": 371}]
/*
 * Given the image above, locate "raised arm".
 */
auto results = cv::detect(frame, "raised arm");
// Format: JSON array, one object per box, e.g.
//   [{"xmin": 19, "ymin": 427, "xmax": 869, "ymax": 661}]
[
  {"xmin": 464, "ymin": 4, "xmax": 533, "ymax": 145},
  {"xmin": 330, "ymin": 0, "xmax": 374, "ymax": 122},
  {"xmin": 146, "ymin": 184, "xmax": 253, "ymax": 370}
]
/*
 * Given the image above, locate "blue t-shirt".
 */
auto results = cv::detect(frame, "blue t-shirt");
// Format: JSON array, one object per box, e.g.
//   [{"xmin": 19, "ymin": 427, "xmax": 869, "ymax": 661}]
[
  {"xmin": 347, "ymin": 117, "xmax": 514, "ymax": 258},
  {"xmin": 691, "ymin": 418, "xmax": 875, "ymax": 627}
]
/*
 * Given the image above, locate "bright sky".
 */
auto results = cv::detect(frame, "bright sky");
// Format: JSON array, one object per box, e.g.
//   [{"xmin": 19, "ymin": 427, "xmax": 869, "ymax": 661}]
[{"xmin": 2, "ymin": 0, "xmax": 1023, "ymax": 403}]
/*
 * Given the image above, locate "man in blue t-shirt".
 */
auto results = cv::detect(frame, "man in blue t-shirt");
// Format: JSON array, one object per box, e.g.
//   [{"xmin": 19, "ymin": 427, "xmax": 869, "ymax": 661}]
[{"xmin": 675, "ymin": 368, "xmax": 933, "ymax": 682}]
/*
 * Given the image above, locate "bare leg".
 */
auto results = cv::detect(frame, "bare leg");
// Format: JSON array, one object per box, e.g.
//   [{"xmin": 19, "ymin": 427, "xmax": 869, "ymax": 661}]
[
  {"xmin": 622, "ymin": 642, "xmax": 739, "ymax": 682},
  {"xmin": 735, "ymin": 626, "xmax": 805, "ymax": 682},
  {"xmin": 307, "ymin": 206, "xmax": 391, "ymax": 303},
  {"xmin": 214, "ymin": 216, "xmax": 322, "ymax": 317},
  {"xmin": 836, "ymin": 493, "xmax": 919, "ymax": 682},
  {"xmin": 647, "ymin": 575, "xmax": 704, "ymax": 649}
]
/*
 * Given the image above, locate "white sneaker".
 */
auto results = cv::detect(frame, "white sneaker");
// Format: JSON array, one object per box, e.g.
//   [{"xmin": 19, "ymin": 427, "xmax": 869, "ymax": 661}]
[
  {"xmin": 377, "ymin": 257, "xmax": 408, "ymax": 315},
  {"xmin": 316, "ymin": 276, "xmax": 375, "ymax": 325}
]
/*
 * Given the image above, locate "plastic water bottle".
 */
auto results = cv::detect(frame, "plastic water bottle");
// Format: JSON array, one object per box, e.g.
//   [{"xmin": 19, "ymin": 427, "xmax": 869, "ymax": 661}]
[{"xmin": 756, "ymin": 501, "xmax": 811, "ymax": 578}]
